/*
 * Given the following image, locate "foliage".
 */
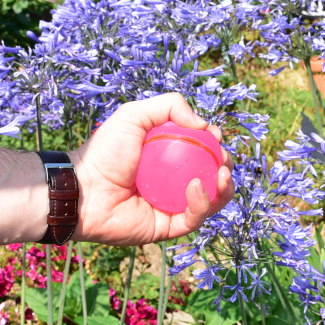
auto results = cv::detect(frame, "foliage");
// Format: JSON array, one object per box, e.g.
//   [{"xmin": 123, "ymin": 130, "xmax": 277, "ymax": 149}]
[{"xmin": 0, "ymin": 0, "xmax": 54, "ymax": 47}]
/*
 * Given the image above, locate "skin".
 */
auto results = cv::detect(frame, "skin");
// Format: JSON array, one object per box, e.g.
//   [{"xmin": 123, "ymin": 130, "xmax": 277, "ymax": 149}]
[{"xmin": 0, "ymin": 93, "xmax": 235, "ymax": 246}]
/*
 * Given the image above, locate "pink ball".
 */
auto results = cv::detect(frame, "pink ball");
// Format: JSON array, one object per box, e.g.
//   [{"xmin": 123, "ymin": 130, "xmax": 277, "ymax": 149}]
[{"xmin": 136, "ymin": 121, "xmax": 222, "ymax": 213}]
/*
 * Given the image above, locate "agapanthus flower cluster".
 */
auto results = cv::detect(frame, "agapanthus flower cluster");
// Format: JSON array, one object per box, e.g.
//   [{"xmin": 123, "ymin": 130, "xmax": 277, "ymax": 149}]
[
  {"xmin": 0, "ymin": 0, "xmax": 269, "ymax": 145},
  {"xmin": 169, "ymin": 141, "xmax": 324, "ymax": 323},
  {"xmin": 252, "ymin": 0, "xmax": 325, "ymax": 75}
]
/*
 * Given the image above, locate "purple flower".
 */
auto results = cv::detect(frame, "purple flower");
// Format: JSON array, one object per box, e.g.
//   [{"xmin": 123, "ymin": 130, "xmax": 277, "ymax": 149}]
[
  {"xmin": 273, "ymin": 222, "xmax": 312, "ymax": 246},
  {"xmin": 191, "ymin": 66, "xmax": 224, "ymax": 77},
  {"xmin": 224, "ymin": 284, "xmax": 249, "ymax": 303},
  {"xmin": 195, "ymin": 93, "xmax": 218, "ymax": 112},
  {"xmin": 269, "ymin": 66, "xmax": 287, "ymax": 76},
  {"xmin": 250, "ymin": 188, "xmax": 266, "ymax": 208},
  {"xmin": 228, "ymin": 44, "xmax": 245, "ymax": 63},
  {"xmin": 168, "ymin": 260, "xmax": 196, "ymax": 276},
  {"xmin": 65, "ymin": 81, "xmax": 117, "ymax": 98},
  {"xmin": 26, "ymin": 31, "xmax": 43, "ymax": 43},
  {"xmin": 246, "ymin": 268, "xmax": 272, "ymax": 300},
  {"xmin": 0, "ymin": 119, "xmax": 21, "ymax": 138},
  {"xmin": 192, "ymin": 258, "xmax": 222, "ymax": 290},
  {"xmin": 49, "ymin": 100, "xmax": 64, "ymax": 115},
  {"xmin": 240, "ymin": 122, "xmax": 268, "ymax": 141},
  {"xmin": 172, "ymin": 246, "xmax": 199, "ymax": 264},
  {"xmin": 121, "ymin": 59, "xmax": 146, "ymax": 66},
  {"xmin": 194, "ymin": 36, "xmax": 209, "ymax": 55}
]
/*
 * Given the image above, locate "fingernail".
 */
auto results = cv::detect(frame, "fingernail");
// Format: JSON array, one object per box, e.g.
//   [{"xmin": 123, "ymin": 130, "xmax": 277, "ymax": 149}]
[
  {"xmin": 194, "ymin": 180, "xmax": 206, "ymax": 196},
  {"xmin": 193, "ymin": 113, "xmax": 207, "ymax": 124}
]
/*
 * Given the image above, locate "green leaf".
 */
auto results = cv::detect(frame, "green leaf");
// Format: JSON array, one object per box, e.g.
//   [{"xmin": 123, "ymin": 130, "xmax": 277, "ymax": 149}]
[
  {"xmin": 67, "ymin": 269, "xmax": 93, "ymax": 292},
  {"xmin": 131, "ymin": 273, "xmax": 160, "ymax": 302},
  {"xmin": 25, "ymin": 288, "xmax": 48, "ymax": 322},
  {"xmin": 316, "ymin": 222, "xmax": 324, "ymax": 249},
  {"xmin": 64, "ymin": 270, "xmax": 99, "ymax": 318},
  {"xmin": 267, "ymin": 297, "xmax": 320, "ymax": 325},
  {"xmin": 12, "ymin": 0, "xmax": 29, "ymax": 13},
  {"xmin": 86, "ymin": 282, "xmax": 110, "ymax": 317},
  {"xmin": 266, "ymin": 263, "xmax": 301, "ymax": 325},
  {"xmin": 25, "ymin": 282, "xmax": 61, "ymax": 323},
  {"xmin": 74, "ymin": 315, "xmax": 120, "ymax": 325},
  {"xmin": 308, "ymin": 247, "xmax": 322, "ymax": 273},
  {"xmin": 187, "ymin": 288, "xmax": 241, "ymax": 325}
]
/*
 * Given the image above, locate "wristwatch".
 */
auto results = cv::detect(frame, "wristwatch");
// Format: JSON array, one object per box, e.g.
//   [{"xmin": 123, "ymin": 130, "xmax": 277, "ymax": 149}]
[{"xmin": 36, "ymin": 151, "xmax": 79, "ymax": 246}]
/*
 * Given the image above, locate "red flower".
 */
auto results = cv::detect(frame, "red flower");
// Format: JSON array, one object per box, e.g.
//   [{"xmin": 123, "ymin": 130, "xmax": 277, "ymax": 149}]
[{"xmin": 0, "ymin": 266, "xmax": 14, "ymax": 297}]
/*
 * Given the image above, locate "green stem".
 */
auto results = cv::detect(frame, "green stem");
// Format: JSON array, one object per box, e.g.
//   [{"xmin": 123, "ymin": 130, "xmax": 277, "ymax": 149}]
[
  {"xmin": 261, "ymin": 243, "xmax": 303, "ymax": 325},
  {"xmin": 162, "ymin": 239, "xmax": 177, "ymax": 321},
  {"xmin": 157, "ymin": 241, "xmax": 167, "ymax": 325},
  {"xmin": 68, "ymin": 115, "xmax": 88, "ymax": 325},
  {"xmin": 46, "ymin": 245, "xmax": 53, "ymax": 325},
  {"xmin": 316, "ymin": 85, "xmax": 325, "ymax": 117},
  {"xmin": 68, "ymin": 122, "xmax": 73, "ymax": 151},
  {"xmin": 120, "ymin": 246, "xmax": 136, "ymax": 325},
  {"xmin": 228, "ymin": 54, "xmax": 256, "ymax": 156},
  {"xmin": 228, "ymin": 55, "xmax": 240, "ymax": 85},
  {"xmin": 163, "ymin": 246, "xmax": 199, "ymax": 325},
  {"xmin": 57, "ymin": 241, "xmax": 74, "ymax": 325},
  {"xmin": 86, "ymin": 106, "xmax": 95, "ymax": 140},
  {"xmin": 78, "ymin": 242, "xmax": 88, "ymax": 325},
  {"xmin": 20, "ymin": 243, "xmax": 26, "ymax": 325},
  {"xmin": 305, "ymin": 59, "xmax": 323, "ymax": 137},
  {"xmin": 162, "ymin": 275, "xmax": 172, "ymax": 319},
  {"xmin": 36, "ymin": 96, "xmax": 43, "ymax": 151},
  {"xmin": 236, "ymin": 268, "xmax": 247, "ymax": 325},
  {"xmin": 171, "ymin": 276, "xmax": 199, "ymax": 325},
  {"xmin": 256, "ymin": 265, "xmax": 266, "ymax": 325},
  {"xmin": 35, "ymin": 96, "xmax": 52, "ymax": 325},
  {"xmin": 72, "ymin": 130, "xmax": 86, "ymax": 143}
]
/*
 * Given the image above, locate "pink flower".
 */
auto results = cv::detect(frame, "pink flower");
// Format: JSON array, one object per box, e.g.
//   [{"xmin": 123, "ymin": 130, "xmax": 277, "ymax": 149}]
[
  {"xmin": 51, "ymin": 269, "xmax": 63, "ymax": 283},
  {"xmin": 0, "ymin": 302, "xmax": 8, "ymax": 325},
  {"xmin": 7, "ymin": 243, "xmax": 22, "ymax": 251},
  {"xmin": 109, "ymin": 289, "xmax": 121, "ymax": 311},
  {"xmin": 0, "ymin": 266, "xmax": 14, "ymax": 297},
  {"xmin": 125, "ymin": 299, "xmax": 157, "ymax": 325}
]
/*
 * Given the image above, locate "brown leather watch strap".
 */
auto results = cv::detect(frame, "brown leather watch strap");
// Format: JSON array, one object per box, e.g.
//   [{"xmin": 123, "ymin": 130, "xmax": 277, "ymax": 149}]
[{"xmin": 37, "ymin": 151, "xmax": 79, "ymax": 246}]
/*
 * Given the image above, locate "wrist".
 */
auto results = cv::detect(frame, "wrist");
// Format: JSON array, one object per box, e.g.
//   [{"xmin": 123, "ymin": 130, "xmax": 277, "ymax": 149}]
[
  {"xmin": 0, "ymin": 149, "xmax": 48, "ymax": 244},
  {"xmin": 66, "ymin": 149, "xmax": 89, "ymax": 242}
]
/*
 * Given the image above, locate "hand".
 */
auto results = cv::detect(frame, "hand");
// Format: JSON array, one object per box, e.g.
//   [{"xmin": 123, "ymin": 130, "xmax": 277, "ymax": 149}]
[{"xmin": 69, "ymin": 93, "xmax": 235, "ymax": 246}]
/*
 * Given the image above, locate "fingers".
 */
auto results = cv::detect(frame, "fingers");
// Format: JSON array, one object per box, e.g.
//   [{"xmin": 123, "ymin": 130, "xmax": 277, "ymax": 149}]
[
  {"xmin": 167, "ymin": 167, "xmax": 234, "ymax": 239},
  {"xmin": 206, "ymin": 125, "xmax": 233, "ymax": 171},
  {"xmin": 206, "ymin": 125, "xmax": 222, "ymax": 142},
  {"xmin": 210, "ymin": 166, "xmax": 235, "ymax": 215},
  {"xmin": 222, "ymin": 149, "xmax": 234, "ymax": 172},
  {"xmin": 118, "ymin": 92, "xmax": 209, "ymax": 132},
  {"xmin": 184, "ymin": 178, "xmax": 211, "ymax": 230},
  {"xmin": 167, "ymin": 178, "xmax": 210, "ymax": 239}
]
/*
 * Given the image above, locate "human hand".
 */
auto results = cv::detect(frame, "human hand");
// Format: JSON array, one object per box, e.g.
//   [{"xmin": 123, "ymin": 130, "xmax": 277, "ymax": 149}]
[{"xmin": 69, "ymin": 93, "xmax": 235, "ymax": 246}]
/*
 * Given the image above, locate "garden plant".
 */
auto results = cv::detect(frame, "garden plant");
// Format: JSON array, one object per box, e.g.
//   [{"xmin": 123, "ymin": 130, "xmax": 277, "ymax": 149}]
[{"xmin": 2, "ymin": 0, "xmax": 325, "ymax": 324}]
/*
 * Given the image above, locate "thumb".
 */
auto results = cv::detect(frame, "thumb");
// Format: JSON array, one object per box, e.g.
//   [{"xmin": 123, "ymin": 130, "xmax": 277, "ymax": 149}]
[
  {"xmin": 118, "ymin": 92, "xmax": 208, "ymax": 132},
  {"xmin": 183, "ymin": 178, "xmax": 211, "ymax": 232}
]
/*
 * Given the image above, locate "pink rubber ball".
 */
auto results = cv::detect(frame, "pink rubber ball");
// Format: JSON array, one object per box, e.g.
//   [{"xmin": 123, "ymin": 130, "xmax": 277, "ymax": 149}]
[{"xmin": 136, "ymin": 121, "xmax": 222, "ymax": 213}]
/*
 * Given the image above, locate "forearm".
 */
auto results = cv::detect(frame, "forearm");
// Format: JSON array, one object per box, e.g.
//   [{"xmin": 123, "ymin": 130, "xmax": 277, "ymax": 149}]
[{"xmin": 0, "ymin": 148, "xmax": 49, "ymax": 244}]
